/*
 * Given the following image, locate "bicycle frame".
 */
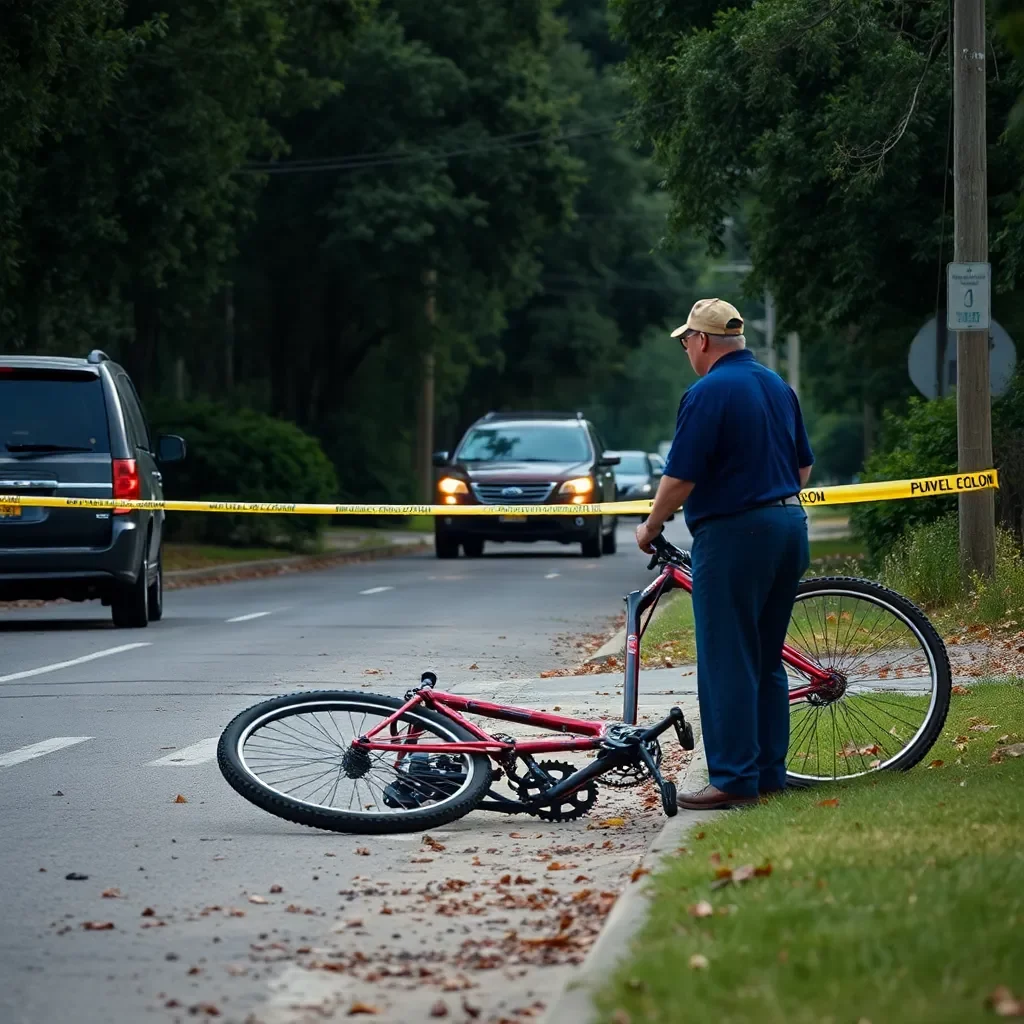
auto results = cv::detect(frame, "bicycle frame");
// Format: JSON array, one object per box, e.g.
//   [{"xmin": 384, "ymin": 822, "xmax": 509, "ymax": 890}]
[{"xmin": 352, "ymin": 557, "xmax": 835, "ymax": 759}]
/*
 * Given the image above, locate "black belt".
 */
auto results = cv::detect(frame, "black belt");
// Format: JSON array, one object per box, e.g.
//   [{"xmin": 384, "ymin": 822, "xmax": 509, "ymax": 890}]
[{"xmin": 757, "ymin": 494, "xmax": 802, "ymax": 509}]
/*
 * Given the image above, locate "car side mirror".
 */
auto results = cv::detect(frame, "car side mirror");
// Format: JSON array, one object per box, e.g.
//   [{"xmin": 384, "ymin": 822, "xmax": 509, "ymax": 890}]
[
  {"xmin": 157, "ymin": 434, "xmax": 187, "ymax": 463},
  {"xmin": 432, "ymin": 450, "xmax": 450, "ymax": 468},
  {"xmin": 598, "ymin": 452, "xmax": 620, "ymax": 467},
  {"xmin": 652, "ymin": 467, "xmax": 664, "ymax": 478}
]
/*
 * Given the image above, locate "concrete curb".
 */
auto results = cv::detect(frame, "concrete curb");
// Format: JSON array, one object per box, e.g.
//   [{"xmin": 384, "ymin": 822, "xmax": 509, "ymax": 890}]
[
  {"xmin": 584, "ymin": 588, "xmax": 684, "ymax": 666},
  {"xmin": 164, "ymin": 539, "xmax": 429, "ymax": 588},
  {"xmin": 542, "ymin": 736, "xmax": 718, "ymax": 1024}
]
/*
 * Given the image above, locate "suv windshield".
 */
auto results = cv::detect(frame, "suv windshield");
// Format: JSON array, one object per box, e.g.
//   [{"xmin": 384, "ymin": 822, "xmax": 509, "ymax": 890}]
[
  {"xmin": 615, "ymin": 453, "xmax": 649, "ymax": 475},
  {"xmin": 1, "ymin": 370, "xmax": 111, "ymax": 454},
  {"xmin": 457, "ymin": 423, "xmax": 592, "ymax": 464}
]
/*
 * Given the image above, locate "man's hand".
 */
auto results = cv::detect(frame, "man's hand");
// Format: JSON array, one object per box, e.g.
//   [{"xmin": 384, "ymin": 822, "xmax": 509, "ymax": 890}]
[
  {"xmin": 636, "ymin": 474, "xmax": 694, "ymax": 553},
  {"xmin": 636, "ymin": 519, "xmax": 660, "ymax": 554}
]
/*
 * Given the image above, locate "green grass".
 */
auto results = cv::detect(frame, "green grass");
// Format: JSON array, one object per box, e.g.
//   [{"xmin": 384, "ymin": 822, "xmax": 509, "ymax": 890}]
[
  {"xmin": 809, "ymin": 537, "xmax": 865, "ymax": 560},
  {"xmin": 641, "ymin": 592, "xmax": 696, "ymax": 666},
  {"xmin": 163, "ymin": 543, "xmax": 290, "ymax": 572},
  {"xmin": 596, "ymin": 680, "xmax": 1024, "ymax": 1024}
]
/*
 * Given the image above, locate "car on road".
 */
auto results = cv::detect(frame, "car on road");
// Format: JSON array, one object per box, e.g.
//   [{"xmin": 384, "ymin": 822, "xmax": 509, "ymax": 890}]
[
  {"xmin": 609, "ymin": 450, "xmax": 662, "ymax": 501},
  {"xmin": 0, "ymin": 350, "xmax": 186, "ymax": 627},
  {"xmin": 431, "ymin": 411, "xmax": 620, "ymax": 559}
]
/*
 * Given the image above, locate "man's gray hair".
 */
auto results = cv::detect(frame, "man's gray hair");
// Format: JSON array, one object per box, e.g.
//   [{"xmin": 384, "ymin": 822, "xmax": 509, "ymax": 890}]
[{"xmin": 708, "ymin": 333, "xmax": 746, "ymax": 347}]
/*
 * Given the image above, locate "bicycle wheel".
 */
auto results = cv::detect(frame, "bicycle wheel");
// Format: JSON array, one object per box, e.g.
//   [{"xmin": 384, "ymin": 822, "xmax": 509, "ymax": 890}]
[
  {"xmin": 784, "ymin": 577, "xmax": 951, "ymax": 785},
  {"xmin": 218, "ymin": 690, "xmax": 493, "ymax": 834}
]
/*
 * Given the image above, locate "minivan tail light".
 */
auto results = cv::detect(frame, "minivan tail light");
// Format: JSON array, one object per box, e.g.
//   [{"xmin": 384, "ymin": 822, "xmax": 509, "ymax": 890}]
[{"xmin": 113, "ymin": 459, "xmax": 140, "ymax": 514}]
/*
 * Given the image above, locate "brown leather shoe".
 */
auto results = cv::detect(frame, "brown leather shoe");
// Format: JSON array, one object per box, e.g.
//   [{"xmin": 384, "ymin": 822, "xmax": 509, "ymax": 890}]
[{"xmin": 677, "ymin": 784, "xmax": 758, "ymax": 811}]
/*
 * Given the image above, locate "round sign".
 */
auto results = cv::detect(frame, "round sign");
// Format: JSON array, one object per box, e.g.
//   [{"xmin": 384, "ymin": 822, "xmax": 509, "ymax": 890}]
[{"xmin": 908, "ymin": 317, "xmax": 1017, "ymax": 399}]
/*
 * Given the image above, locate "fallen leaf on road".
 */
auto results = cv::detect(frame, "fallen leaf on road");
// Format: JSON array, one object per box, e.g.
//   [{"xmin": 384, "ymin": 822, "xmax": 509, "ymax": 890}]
[
  {"xmin": 411, "ymin": 856, "xmax": 434, "ymax": 863},
  {"xmin": 347, "ymin": 1002, "xmax": 381, "ymax": 1016},
  {"xmin": 141, "ymin": 908, "xmax": 155, "ymax": 917},
  {"xmin": 689, "ymin": 953, "xmax": 709, "ymax": 970},
  {"xmin": 82, "ymin": 921, "xmax": 114, "ymax": 931},
  {"xmin": 173, "ymin": 794, "xmax": 188, "ymax": 804},
  {"xmin": 468, "ymin": 664, "xmax": 479, "ymax": 671},
  {"xmin": 689, "ymin": 900, "xmax": 713, "ymax": 918},
  {"xmin": 269, "ymin": 884, "xmax": 283, "ymax": 893},
  {"xmin": 53, "ymin": 790, "xmax": 64, "ymax": 797},
  {"xmin": 190, "ymin": 1004, "xmax": 221, "ymax": 1017},
  {"xmin": 573, "ymin": 875, "xmax": 590, "ymax": 883},
  {"xmin": 355, "ymin": 848, "xmax": 371, "ymax": 856},
  {"xmin": 248, "ymin": 895, "xmax": 268, "ymax": 905},
  {"xmin": 102, "ymin": 888, "xmax": 121, "ymax": 899},
  {"xmin": 462, "ymin": 997, "xmax": 481, "ymax": 1018},
  {"xmin": 596, "ymin": 817, "xmax": 626, "ymax": 829},
  {"xmin": 987, "ymin": 986, "xmax": 1024, "ymax": 1017},
  {"xmin": 225, "ymin": 964, "xmax": 248, "ymax": 976},
  {"xmin": 546, "ymin": 862, "xmax": 568, "ymax": 871},
  {"xmin": 817, "ymin": 798, "xmax": 839, "ymax": 808},
  {"xmin": 188, "ymin": 966, "xmax": 202, "ymax": 975},
  {"xmin": 630, "ymin": 867, "xmax": 650, "ymax": 883},
  {"xmin": 514, "ymin": 875, "xmax": 535, "ymax": 885},
  {"xmin": 65, "ymin": 873, "xmax": 89, "ymax": 881},
  {"xmin": 429, "ymin": 1000, "xmax": 449, "ymax": 1017},
  {"xmin": 422, "ymin": 835, "xmax": 447, "ymax": 852}
]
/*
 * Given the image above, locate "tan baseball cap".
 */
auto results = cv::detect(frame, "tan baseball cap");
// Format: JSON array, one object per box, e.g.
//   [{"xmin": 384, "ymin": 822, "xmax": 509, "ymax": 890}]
[{"xmin": 671, "ymin": 298, "xmax": 744, "ymax": 338}]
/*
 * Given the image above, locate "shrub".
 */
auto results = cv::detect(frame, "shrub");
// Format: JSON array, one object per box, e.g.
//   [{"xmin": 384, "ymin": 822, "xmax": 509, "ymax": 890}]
[
  {"xmin": 882, "ymin": 513, "xmax": 1024, "ymax": 622},
  {"xmin": 850, "ymin": 372, "xmax": 1024, "ymax": 562},
  {"xmin": 147, "ymin": 400, "xmax": 339, "ymax": 551}
]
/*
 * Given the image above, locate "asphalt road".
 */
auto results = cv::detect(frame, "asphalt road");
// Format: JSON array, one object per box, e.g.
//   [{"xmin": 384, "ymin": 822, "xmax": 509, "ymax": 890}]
[{"xmin": 0, "ymin": 517, "xmax": 692, "ymax": 1024}]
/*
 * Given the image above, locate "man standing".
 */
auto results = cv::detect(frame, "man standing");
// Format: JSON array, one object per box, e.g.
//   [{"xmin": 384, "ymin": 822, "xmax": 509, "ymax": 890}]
[{"xmin": 635, "ymin": 298, "xmax": 813, "ymax": 810}]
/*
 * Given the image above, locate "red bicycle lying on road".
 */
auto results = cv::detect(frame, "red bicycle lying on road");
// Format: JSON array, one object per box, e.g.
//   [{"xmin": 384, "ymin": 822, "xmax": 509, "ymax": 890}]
[{"xmin": 218, "ymin": 534, "xmax": 951, "ymax": 834}]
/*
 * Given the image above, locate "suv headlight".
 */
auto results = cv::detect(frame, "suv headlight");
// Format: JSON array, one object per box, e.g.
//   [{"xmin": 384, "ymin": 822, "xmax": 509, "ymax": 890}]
[
  {"xmin": 438, "ymin": 477, "xmax": 469, "ymax": 504},
  {"xmin": 559, "ymin": 477, "xmax": 593, "ymax": 504}
]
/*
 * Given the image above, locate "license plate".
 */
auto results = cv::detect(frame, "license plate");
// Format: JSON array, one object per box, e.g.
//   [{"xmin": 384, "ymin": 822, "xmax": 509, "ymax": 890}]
[
  {"xmin": 0, "ymin": 504, "xmax": 22, "ymax": 519},
  {"xmin": 499, "ymin": 515, "xmax": 527, "ymax": 524}
]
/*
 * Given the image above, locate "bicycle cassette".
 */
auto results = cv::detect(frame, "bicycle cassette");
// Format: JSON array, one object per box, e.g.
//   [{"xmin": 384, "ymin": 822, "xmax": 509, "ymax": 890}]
[{"xmin": 516, "ymin": 759, "xmax": 598, "ymax": 822}]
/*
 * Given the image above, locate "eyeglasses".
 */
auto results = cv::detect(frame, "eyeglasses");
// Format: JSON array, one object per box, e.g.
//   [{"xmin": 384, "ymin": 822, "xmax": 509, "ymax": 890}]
[{"xmin": 680, "ymin": 329, "xmax": 700, "ymax": 351}]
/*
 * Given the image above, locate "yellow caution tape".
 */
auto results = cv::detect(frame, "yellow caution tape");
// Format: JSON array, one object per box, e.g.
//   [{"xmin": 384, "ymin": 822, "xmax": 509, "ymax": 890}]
[{"xmin": 0, "ymin": 470, "xmax": 998, "ymax": 516}]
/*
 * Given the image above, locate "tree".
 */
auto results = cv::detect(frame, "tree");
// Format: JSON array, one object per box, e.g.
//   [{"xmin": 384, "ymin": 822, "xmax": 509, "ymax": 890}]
[{"xmin": 611, "ymin": 0, "xmax": 1023, "ymax": 424}]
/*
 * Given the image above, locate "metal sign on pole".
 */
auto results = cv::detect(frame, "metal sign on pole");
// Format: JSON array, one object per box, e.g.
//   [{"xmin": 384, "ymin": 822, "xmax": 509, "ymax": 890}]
[{"xmin": 946, "ymin": 262, "xmax": 991, "ymax": 331}]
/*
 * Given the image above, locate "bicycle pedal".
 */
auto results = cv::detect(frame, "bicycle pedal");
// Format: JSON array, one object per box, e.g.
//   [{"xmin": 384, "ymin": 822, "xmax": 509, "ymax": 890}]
[{"xmin": 671, "ymin": 709, "xmax": 695, "ymax": 751}]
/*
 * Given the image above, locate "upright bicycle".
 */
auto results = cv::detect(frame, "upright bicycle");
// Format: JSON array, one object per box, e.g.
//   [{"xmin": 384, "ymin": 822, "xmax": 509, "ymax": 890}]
[{"xmin": 218, "ymin": 534, "xmax": 951, "ymax": 834}]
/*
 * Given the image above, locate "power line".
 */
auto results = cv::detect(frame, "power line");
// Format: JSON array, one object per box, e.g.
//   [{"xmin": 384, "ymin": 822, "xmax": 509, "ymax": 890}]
[{"xmin": 241, "ymin": 100, "xmax": 669, "ymax": 176}]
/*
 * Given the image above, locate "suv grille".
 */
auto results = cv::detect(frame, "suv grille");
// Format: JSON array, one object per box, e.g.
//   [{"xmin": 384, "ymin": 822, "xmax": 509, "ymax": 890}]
[{"xmin": 472, "ymin": 482, "xmax": 555, "ymax": 504}]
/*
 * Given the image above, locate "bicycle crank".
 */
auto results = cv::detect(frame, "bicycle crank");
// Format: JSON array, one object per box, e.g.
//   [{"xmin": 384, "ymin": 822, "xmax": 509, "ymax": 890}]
[{"xmin": 516, "ymin": 759, "xmax": 598, "ymax": 822}]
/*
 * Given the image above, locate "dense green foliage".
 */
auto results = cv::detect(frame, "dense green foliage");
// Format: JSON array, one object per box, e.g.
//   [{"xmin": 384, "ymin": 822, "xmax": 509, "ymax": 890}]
[
  {"xmin": 1, "ymin": 0, "xmax": 699, "ymax": 506},
  {"xmin": 149, "ymin": 400, "xmax": 338, "ymax": 550},
  {"xmin": 612, "ymin": 0, "xmax": 1024, "ymax": 434},
  {"xmin": 850, "ymin": 375, "xmax": 1024, "ymax": 561}
]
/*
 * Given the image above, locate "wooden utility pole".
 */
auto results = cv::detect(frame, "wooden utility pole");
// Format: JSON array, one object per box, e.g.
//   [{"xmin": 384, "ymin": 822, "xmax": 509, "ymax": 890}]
[
  {"xmin": 953, "ymin": 0, "xmax": 996, "ymax": 577},
  {"xmin": 416, "ymin": 269, "xmax": 438, "ymax": 503}
]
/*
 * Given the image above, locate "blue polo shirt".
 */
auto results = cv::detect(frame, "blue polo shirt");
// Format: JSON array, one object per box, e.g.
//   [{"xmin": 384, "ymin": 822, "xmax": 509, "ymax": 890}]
[{"xmin": 663, "ymin": 349, "xmax": 814, "ymax": 528}]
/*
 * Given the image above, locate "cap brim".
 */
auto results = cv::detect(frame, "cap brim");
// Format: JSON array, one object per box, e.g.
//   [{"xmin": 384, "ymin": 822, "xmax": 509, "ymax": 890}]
[{"xmin": 670, "ymin": 324, "xmax": 689, "ymax": 338}]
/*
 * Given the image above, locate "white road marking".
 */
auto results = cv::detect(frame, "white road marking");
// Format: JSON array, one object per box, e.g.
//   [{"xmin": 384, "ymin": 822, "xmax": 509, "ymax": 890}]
[
  {"xmin": 226, "ymin": 611, "xmax": 274, "ymax": 623},
  {"xmin": 147, "ymin": 737, "xmax": 219, "ymax": 766},
  {"xmin": 0, "ymin": 736, "xmax": 92, "ymax": 768},
  {"xmin": 359, "ymin": 586, "xmax": 394, "ymax": 595},
  {"xmin": 0, "ymin": 643, "xmax": 151, "ymax": 683},
  {"xmin": 544, "ymin": 573, "xmax": 560, "ymax": 579}
]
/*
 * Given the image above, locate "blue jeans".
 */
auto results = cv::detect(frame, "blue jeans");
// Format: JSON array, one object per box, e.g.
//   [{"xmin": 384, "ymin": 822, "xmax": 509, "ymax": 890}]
[{"xmin": 689, "ymin": 505, "xmax": 810, "ymax": 797}]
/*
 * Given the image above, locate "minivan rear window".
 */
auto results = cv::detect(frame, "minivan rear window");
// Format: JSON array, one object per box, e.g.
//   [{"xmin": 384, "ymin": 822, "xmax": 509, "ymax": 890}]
[{"xmin": 0, "ymin": 370, "xmax": 111, "ymax": 454}]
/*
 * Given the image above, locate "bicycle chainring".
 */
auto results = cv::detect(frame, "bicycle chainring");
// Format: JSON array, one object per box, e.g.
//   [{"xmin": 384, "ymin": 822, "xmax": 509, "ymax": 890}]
[
  {"xmin": 600, "ymin": 739, "xmax": 662, "ymax": 789},
  {"xmin": 516, "ymin": 759, "xmax": 598, "ymax": 822}
]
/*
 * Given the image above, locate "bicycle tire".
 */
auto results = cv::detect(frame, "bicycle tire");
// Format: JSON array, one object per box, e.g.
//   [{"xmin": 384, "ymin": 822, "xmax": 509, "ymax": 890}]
[
  {"xmin": 786, "ymin": 576, "xmax": 951, "ymax": 786},
  {"xmin": 218, "ymin": 690, "xmax": 493, "ymax": 834}
]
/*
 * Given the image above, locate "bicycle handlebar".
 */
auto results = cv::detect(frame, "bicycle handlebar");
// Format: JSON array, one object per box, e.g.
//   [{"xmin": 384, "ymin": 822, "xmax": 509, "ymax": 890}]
[{"xmin": 646, "ymin": 529, "xmax": 690, "ymax": 571}]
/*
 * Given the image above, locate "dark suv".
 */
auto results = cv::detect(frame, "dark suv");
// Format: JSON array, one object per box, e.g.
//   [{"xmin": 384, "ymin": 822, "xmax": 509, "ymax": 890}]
[
  {"xmin": 0, "ymin": 351, "xmax": 185, "ymax": 627},
  {"xmin": 431, "ymin": 411, "xmax": 620, "ymax": 559}
]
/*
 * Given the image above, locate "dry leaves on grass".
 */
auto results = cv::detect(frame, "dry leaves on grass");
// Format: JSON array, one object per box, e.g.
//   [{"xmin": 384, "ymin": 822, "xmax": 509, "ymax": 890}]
[
  {"xmin": 689, "ymin": 900, "xmax": 714, "ymax": 918},
  {"xmin": 990, "ymin": 743, "xmax": 1024, "ymax": 763},
  {"xmin": 987, "ymin": 986, "xmax": 1024, "ymax": 1017},
  {"xmin": 688, "ymin": 953, "xmax": 709, "ymax": 970},
  {"xmin": 817, "ymin": 798, "xmax": 840, "ymax": 808}
]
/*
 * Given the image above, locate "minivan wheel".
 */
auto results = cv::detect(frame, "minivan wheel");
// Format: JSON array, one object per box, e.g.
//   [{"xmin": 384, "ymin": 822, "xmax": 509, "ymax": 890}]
[
  {"xmin": 112, "ymin": 554, "xmax": 150, "ymax": 628},
  {"xmin": 148, "ymin": 554, "xmax": 164, "ymax": 622}
]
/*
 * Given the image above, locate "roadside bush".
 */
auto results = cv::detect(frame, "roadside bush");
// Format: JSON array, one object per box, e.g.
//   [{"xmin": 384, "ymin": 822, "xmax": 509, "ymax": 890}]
[
  {"xmin": 882, "ymin": 513, "xmax": 1024, "ymax": 622},
  {"xmin": 147, "ymin": 400, "xmax": 338, "ymax": 551},
  {"xmin": 850, "ymin": 372, "xmax": 1024, "ymax": 562}
]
